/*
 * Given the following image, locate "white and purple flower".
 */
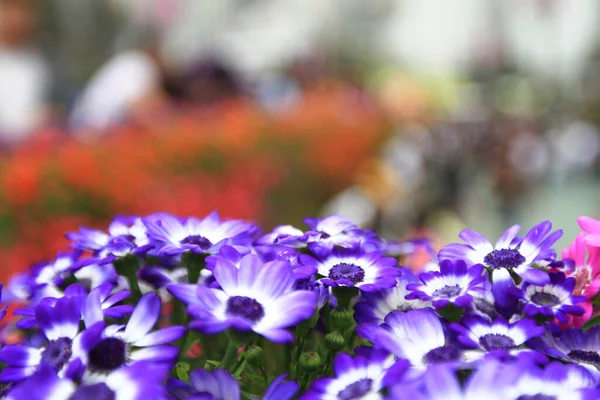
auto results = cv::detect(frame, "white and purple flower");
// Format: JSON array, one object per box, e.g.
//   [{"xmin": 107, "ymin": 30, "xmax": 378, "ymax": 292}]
[
  {"xmin": 168, "ymin": 254, "xmax": 318, "ymax": 343},
  {"xmin": 354, "ymin": 271, "xmax": 432, "ymax": 326},
  {"xmin": 300, "ymin": 349, "xmax": 409, "ymax": 400},
  {"xmin": 0, "ymin": 293, "xmax": 101, "ymax": 383},
  {"xmin": 82, "ymin": 292, "xmax": 184, "ymax": 380},
  {"xmin": 439, "ymin": 221, "xmax": 562, "ymax": 308},
  {"xmin": 517, "ymin": 272, "xmax": 587, "ymax": 323},
  {"xmin": 65, "ymin": 216, "xmax": 152, "ymax": 261},
  {"xmin": 358, "ymin": 308, "xmax": 461, "ymax": 369},
  {"xmin": 406, "ymin": 260, "xmax": 487, "ymax": 309},
  {"xmin": 166, "ymin": 368, "xmax": 240, "ymax": 400},
  {"xmin": 450, "ymin": 315, "xmax": 545, "ymax": 357},
  {"xmin": 298, "ymin": 247, "xmax": 400, "ymax": 292},
  {"xmin": 143, "ymin": 212, "xmax": 258, "ymax": 256},
  {"xmin": 5, "ymin": 361, "xmax": 169, "ymax": 400}
]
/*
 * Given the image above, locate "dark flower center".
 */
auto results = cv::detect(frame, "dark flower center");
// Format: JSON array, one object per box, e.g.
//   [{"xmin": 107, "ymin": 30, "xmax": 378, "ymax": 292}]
[
  {"xmin": 41, "ymin": 337, "xmax": 73, "ymax": 371},
  {"xmin": 479, "ymin": 333, "xmax": 515, "ymax": 351},
  {"xmin": 88, "ymin": 337, "xmax": 128, "ymax": 373},
  {"xmin": 432, "ymin": 284, "xmax": 461, "ymax": 299},
  {"xmin": 329, "ymin": 263, "xmax": 365, "ymax": 284},
  {"xmin": 226, "ymin": 296, "xmax": 265, "ymax": 323},
  {"xmin": 423, "ymin": 346, "xmax": 461, "ymax": 364},
  {"xmin": 319, "ymin": 232, "xmax": 331, "ymax": 239},
  {"xmin": 70, "ymin": 383, "xmax": 116, "ymax": 400},
  {"xmin": 568, "ymin": 350, "xmax": 600, "ymax": 366},
  {"xmin": 180, "ymin": 235, "xmax": 212, "ymax": 250},
  {"xmin": 516, "ymin": 396, "xmax": 556, "ymax": 400},
  {"xmin": 484, "ymin": 249, "xmax": 525, "ymax": 270},
  {"xmin": 338, "ymin": 378, "xmax": 373, "ymax": 400},
  {"xmin": 531, "ymin": 292, "xmax": 560, "ymax": 307}
]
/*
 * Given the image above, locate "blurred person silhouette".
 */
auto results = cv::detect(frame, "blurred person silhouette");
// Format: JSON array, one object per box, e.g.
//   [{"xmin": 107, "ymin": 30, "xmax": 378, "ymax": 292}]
[
  {"xmin": 0, "ymin": 0, "xmax": 50, "ymax": 148},
  {"xmin": 179, "ymin": 57, "xmax": 246, "ymax": 107},
  {"xmin": 68, "ymin": 29, "xmax": 165, "ymax": 138}
]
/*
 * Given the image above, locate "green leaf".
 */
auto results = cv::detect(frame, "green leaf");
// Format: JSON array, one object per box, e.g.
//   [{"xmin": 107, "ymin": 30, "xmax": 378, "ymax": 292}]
[{"xmin": 176, "ymin": 362, "xmax": 190, "ymax": 383}]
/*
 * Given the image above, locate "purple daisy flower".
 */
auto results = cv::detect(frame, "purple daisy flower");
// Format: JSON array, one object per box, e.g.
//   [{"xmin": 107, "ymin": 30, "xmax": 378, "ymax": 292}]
[
  {"xmin": 166, "ymin": 369, "xmax": 240, "ymax": 400},
  {"xmin": 168, "ymin": 254, "xmax": 318, "ymax": 343},
  {"xmin": 13, "ymin": 284, "xmax": 133, "ymax": 330},
  {"xmin": 143, "ymin": 212, "xmax": 258, "ymax": 257},
  {"xmin": 354, "ymin": 271, "xmax": 432, "ymax": 326},
  {"xmin": 405, "ymin": 260, "xmax": 487, "ymax": 309},
  {"xmin": 439, "ymin": 221, "xmax": 562, "ymax": 307},
  {"xmin": 533, "ymin": 326, "xmax": 600, "ymax": 379},
  {"xmin": 507, "ymin": 361, "xmax": 599, "ymax": 400},
  {"xmin": 399, "ymin": 360, "xmax": 519, "ymax": 400},
  {"xmin": 0, "ymin": 294, "xmax": 102, "ymax": 383},
  {"xmin": 517, "ymin": 272, "xmax": 586, "ymax": 323},
  {"xmin": 82, "ymin": 292, "xmax": 184, "ymax": 380},
  {"xmin": 298, "ymin": 247, "xmax": 400, "ymax": 292},
  {"xmin": 357, "ymin": 309, "xmax": 461, "ymax": 369},
  {"xmin": 450, "ymin": 316, "xmax": 544, "ymax": 356},
  {"xmin": 72, "ymin": 262, "xmax": 119, "ymax": 290},
  {"xmin": 255, "ymin": 225, "xmax": 307, "ymax": 247},
  {"xmin": 300, "ymin": 348, "xmax": 409, "ymax": 400},
  {"xmin": 65, "ymin": 216, "xmax": 152, "ymax": 261},
  {"xmin": 30, "ymin": 252, "xmax": 85, "ymax": 289},
  {"xmin": 400, "ymin": 359, "xmax": 599, "ymax": 400},
  {"xmin": 303, "ymin": 215, "xmax": 384, "ymax": 257},
  {"xmin": 5, "ymin": 361, "xmax": 169, "ymax": 400}
]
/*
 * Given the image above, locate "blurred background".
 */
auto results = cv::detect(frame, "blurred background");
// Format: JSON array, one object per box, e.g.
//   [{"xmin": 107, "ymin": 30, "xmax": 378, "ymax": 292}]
[{"xmin": 1, "ymin": 0, "xmax": 600, "ymax": 277}]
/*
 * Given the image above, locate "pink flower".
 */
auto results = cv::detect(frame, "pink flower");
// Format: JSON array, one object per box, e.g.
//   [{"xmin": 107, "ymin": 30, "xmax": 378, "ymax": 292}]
[{"xmin": 557, "ymin": 216, "xmax": 600, "ymax": 327}]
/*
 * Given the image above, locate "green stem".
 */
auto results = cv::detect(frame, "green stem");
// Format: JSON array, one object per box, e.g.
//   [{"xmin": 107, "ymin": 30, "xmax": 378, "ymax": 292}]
[
  {"xmin": 321, "ymin": 352, "xmax": 335, "ymax": 375},
  {"xmin": 259, "ymin": 365, "xmax": 269, "ymax": 383},
  {"xmin": 293, "ymin": 337, "xmax": 306, "ymax": 379},
  {"xmin": 182, "ymin": 252, "xmax": 206, "ymax": 284},
  {"xmin": 219, "ymin": 343, "xmax": 239, "ymax": 371},
  {"xmin": 300, "ymin": 373, "xmax": 312, "ymax": 392}
]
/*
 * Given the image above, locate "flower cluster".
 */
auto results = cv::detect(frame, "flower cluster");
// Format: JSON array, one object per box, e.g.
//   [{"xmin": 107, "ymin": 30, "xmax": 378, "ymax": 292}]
[{"xmin": 1, "ymin": 212, "xmax": 600, "ymax": 398}]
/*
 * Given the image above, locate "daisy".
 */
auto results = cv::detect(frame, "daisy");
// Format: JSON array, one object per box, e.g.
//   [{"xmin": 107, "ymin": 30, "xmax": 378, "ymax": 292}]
[
  {"xmin": 357, "ymin": 308, "xmax": 462, "ymax": 369},
  {"xmin": 439, "ymin": 221, "xmax": 562, "ymax": 307},
  {"xmin": 298, "ymin": 247, "xmax": 400, "ymax": 292},
  {"xmin": 450, "ymin": 316, "xmax": 544, "ymax": 355},
  {"xmin": 65, "ymin": 216, "xmax": 152, "ymax": 261},
  {"xmin": 5, "ymin": 361, "xmax": 169, "ymax": 400},
  {"xmin": 168, "ymin": 254, "xmax": 318, "ymax": 343},
  {"xmin": 406, "ymin": 259, "xmax": 487, "ymax": 309},
  {"xmin": 143, "ymin": 212, "xmax": 258, "ymax": 256},
  {"xmin": 300, "ymin": 348, "xmax": 408, "ymax": 400},
  {"xmin": 0, "ymin": 294, "xmax": 101, "ymax": 383},
  {"xmin": 82, "ymin": 292, "xmax": 184, "ymax": 380},
  {"xmin": 518, "ymin": 272, "xmax": 586, "ymax": 323},
  {"xmin": 354, "ymin": 271, "xmax": 432, "ymax": 326}
]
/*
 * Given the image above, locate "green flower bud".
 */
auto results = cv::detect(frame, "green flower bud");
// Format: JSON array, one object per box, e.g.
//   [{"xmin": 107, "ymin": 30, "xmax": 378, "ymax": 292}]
[
  {"xmin": 330, "ymin": 307, "xmax": 354, "ymax": 330},
  {"xmin": 324, "ymin": 331, "xmax": 346, "ymax": 351},
  {"xmin": 299, "ymin": 352, "xmax": 321, "ymax": 371}
]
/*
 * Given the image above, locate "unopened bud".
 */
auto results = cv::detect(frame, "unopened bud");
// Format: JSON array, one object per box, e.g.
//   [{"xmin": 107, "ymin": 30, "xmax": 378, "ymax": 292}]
[
  {"xmin": 330, "ymin": 308, "xmax": 354, "ymax": 330},
  {"xmin": 299, "ymin": 352, "xmax": 321, "ymax": 371},
  {"xmin": 325, "ymin": 331, "xmax": 346, "ymax": 351}
]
